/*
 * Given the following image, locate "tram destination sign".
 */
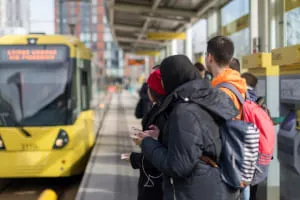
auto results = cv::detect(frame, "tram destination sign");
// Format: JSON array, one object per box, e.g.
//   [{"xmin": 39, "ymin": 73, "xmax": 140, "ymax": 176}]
[{"xmin": 0, "ymin": 45, "xmax": 68, "ymax": 63}]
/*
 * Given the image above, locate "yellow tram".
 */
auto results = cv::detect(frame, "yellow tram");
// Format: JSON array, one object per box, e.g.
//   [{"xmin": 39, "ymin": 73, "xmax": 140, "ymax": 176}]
[{"xmin": 0, "ymin": 34, "xmax": 96, "ymax": 177}]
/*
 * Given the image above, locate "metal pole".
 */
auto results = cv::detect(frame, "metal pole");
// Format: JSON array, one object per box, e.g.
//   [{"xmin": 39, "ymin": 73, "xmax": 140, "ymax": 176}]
[{"xmin": 185, "ymin": 25, "xmax": 193, "ymax": 61}]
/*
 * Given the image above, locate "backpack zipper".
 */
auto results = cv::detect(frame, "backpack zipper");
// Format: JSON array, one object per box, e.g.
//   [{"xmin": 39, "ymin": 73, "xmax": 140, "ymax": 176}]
[{"xmin": 170, "ymin": 178, "xmax": 177, "ymax": 200}]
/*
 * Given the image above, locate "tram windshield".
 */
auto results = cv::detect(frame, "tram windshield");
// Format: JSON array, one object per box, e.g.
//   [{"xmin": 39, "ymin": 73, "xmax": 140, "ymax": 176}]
[{"xmin": 0, "ymin": 45, "xmax": 71, "ymax": 126}]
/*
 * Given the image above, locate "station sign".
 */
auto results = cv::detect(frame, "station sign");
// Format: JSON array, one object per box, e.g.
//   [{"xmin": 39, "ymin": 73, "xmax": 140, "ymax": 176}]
[
  {"xmin": 146, "ymin": 32, "xmax": 186, "ymax": 40},
  {"xmin": 285, "ymin": 0, "xmax": 300, "ymax": 12},
  {"xmin": 272, "ymin": 44, "xmax": 300, "ymax": 66},
  {"xmin": 127, "ymin": 59, "xmax": 145, "ymax": 66},
  {"xmin": 242, "ymin": 53, "xmax": 272, "ymax": 69},
  {"xmin": 135, "ymin": 51, "xmax": 160, "ymax": 56},
  {"xmin": 221, "ymin": 14, "xmax": 249, "ymax": 36}
]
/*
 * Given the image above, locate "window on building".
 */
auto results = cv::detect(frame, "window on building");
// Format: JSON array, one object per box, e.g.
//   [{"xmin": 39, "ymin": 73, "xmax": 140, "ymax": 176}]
[
  {"xmin": 103, "ymin": 16, "xmax": 108, "ymax": 24},
  {"xmin": 105, "ymin": 59, "xmax": 110, "ymax": 67},
  {"xmin": 15, "ymin": 0, "xmax": 21, "ymax": 26},
  {"xmin": 70, "ymin": 2, "xmax": 75, "ymax": 16},
  {"xmin": 114, "ymin": 50, "xmax": 118, "ymax": 58},
  {"xmin": 92, "ymin": 7, "xmax": 97, "ymax": 15},
  {"xmin": 92, "ymin": 16, "xmax": 97, "ymax": 24},
  {"xmin": 92, "ymin": 42, "xmax": 97, "ymax": 50},
  {"xmin": 86, "ymin": 42, "xmax": 91, "ymax": 48},
  {"xmin": 92, "ymin": 33, "xmax": 97, "ymax": 42},
  {"xmin": 220, "ymin": 0, "xmax": 250, "ymax": 59},
  {"xmin": 105, "ymin": 42, "xmax": 111, "ymax": 50},
  {"xmin": 104, "ymin": 33, "xmax": 112, "ymax": 41},
  {"xmin": 80, "ymin": 33, "xmax": 85, "ymax": 41},
  {"xmin": 62, "ymin": 2, "xmax": 68, "ymax": 21},
  {"xmin": 61, "ymin": 23, "xmax": 69, "ymax": 34},
  {"xmin": 93, "ymin": 24, "xmax": 98, "ymax": 32},
  {"xmin": 80, "ymin": 23, "xmax": 90, "ymax": 33},
  {"xmin": 70, "ymin": 16, "xmax": 76, "ymax": 24},
  {"xmin": 286, "ymin": 3, "xmax": 300, "ymax": 46},
  {"xmin": 111, "ymin": 60, "xmax": 119, "ymax": 67}
]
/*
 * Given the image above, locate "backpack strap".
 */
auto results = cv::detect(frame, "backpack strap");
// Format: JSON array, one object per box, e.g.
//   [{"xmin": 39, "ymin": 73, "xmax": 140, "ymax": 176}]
[{"xmin": 216, "ymin": 82, "xmax": 245, "ymax": 104}]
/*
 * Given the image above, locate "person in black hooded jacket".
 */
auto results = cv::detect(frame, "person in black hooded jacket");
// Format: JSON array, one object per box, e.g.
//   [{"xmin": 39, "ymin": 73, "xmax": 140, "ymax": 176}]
[
  {"xmin": 134, "ymin": 55, "xmax": 240, "ymax": 200},
  {"xmin": 124, "ymin": 69, "xmax": 168, "ymax": 200}
]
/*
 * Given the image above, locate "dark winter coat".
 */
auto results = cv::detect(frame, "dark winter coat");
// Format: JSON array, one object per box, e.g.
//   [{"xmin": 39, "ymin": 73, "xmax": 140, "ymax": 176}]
[
  {"xmin": 130, "ymin": 103, "xmax": 168, "ymax": 200},
  {"xmin": 140, "ymin": 55, "xmax": 240, "ymax": 200},
  {"xmin": 135, "ymin": 83, "xmax": 152, "ymax": 119},
  {"xmin": 247, "ymin": 86, "xmax": 257, "ymax": 102}
]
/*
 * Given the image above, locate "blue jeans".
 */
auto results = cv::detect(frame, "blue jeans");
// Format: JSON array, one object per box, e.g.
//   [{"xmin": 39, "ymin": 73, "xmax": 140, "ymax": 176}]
[{"xmin": 242, "ymin": 186, "xmax": 250, "ymax": 200}]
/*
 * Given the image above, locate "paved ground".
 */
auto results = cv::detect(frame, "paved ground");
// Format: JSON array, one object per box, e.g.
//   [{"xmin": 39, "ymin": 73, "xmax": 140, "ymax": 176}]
[{"xmin": 76, "ymin": 91, "xmax": 141, "ymax": 200}]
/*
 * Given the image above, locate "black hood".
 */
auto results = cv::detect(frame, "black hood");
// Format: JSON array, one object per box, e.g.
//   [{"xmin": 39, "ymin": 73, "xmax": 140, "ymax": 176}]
[
  {"xmin": 160, "ymin": 55, "xmax": 201, "ymax": 95},
  {"xmin": 161, "ymin": 79, "xmax": 238, "ymax": 120}
]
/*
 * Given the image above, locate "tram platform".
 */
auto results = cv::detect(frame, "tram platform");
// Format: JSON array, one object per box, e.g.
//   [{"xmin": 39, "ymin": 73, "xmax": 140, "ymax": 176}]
[
  {"xmin": 76, "ymin": 90, "xmax": 141, "ymax": 200},
  {"xmin": 75, "ymin": 89, "xmax": 277, "ymax": 200}
]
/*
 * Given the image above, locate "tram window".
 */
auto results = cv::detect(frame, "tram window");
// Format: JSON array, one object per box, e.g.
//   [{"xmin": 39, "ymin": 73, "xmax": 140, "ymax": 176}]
[{"xmin": 81, "ymin": 70, "xmax": 89, "ymax": 110}]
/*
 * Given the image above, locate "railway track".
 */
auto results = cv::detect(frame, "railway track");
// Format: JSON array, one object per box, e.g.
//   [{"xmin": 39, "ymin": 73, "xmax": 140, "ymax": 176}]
[{"xmin": 0, "ymin": 175, "xmax": 82, "ymax": 200}]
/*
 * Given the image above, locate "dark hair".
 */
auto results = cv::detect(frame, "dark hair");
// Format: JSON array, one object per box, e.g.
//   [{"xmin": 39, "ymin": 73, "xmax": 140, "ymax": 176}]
[
  {"xmin": 229, "ymin": 58, "xmax": 240, "ymax": 72},
  {"xmin": 207, "ymin": 36, "xmax": 234, "ymax": 66},
  {"xmin": 152, "ymin": 64, "xmax": 160, "ymax": 70},
  {"xmin": 149, "ymin": 87, "xmax": 164, "ymax": 103},
  {"xmin": 241, "ymin": 72, "xmax": 258, "ymax": 88},
  {"xmin": 194, "ymin": 62, "xmax": 205, "ymax": 72}
]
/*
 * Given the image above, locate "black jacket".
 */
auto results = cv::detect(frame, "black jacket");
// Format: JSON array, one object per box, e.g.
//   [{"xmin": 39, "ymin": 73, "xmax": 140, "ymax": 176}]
[
  {"xmin": 135, "ymin": 83, "xmax": 152, "ymax": 119},
  {"xmin": 130, "ymin": 103, "xmax": 168, "ymax": 200},
  {"xmin": 141, "ymin": 79, "xmax": 240, "ymax": 200}
]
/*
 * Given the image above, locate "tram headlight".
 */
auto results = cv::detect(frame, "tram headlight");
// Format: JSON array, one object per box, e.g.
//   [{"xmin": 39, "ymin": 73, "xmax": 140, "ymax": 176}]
[
  {"xmin": 53, "ymin": 129, "xmax": 69, "ymax": 149},
  {"xmin": 0, "ymin": 136, "xmax": 5, "ymax": 150}
]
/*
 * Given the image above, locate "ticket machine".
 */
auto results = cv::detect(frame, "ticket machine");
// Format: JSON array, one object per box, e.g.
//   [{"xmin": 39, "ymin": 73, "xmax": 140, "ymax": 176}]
[
  {"xmin": 272, "ymin": 44, "xmax": 300, "ymax": 200},
  {"xmin": 243, "ymin": 53, "xmax": 280, "ymax": 200}
]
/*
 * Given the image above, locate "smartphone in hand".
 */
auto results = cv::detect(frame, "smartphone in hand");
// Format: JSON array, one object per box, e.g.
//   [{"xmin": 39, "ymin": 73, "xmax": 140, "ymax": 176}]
[
  {"xmin": 130, "ymin": 127, "xmax": 142, "ymax": 139},
  {"xmin": 121, "ymin": 153, "xmax": 130, "ymax": 160},
  {"xmin": 130, "ymin": 133, "xmax": 139, "ymax": 139},
  {"xmin": 131, "ymin": 126, "xmax": 142, "ymax": 133}
]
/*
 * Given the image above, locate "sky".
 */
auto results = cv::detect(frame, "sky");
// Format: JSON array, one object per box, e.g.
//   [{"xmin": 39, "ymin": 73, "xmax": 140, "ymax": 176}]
[{"xmin": 29, "ymin": 0, "xmax": 55, "ymax": 34}]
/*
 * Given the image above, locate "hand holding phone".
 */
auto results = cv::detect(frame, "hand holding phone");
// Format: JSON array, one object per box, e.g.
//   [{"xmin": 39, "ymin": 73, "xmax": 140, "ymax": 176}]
[
  {"xmin": 144, "ymin": 125, "xmax": 160, "ymax": 140},
  {"xmin": 121, "ymin": 153, "xmax": 130, "ymax": 161}
]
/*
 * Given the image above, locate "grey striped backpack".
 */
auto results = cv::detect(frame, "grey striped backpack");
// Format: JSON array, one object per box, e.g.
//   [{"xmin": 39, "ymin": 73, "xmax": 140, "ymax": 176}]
[
  {"xmin": 200, "ymin": 83, "xmax": 260, "ymax": 189},
  {"xmin": 216, "ymin": 83, "xmax": 261, "ymax": 189},
  {"xmin": 188, "ymin": 82, "xmax": 261, "ymax": 189},
  {"xmin": 218, "ymin": 119, "xmax": 259, "ymax": 189},
  {"xmin": 193, "ymin": 95, "xmax": 260, "ymax": 189}
]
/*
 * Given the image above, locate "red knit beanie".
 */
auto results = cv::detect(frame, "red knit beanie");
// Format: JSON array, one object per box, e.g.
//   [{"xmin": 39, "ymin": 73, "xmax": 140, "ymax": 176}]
[{"xmin": 147, "ymin": 69, "xmax": 165, "ymax": 96}]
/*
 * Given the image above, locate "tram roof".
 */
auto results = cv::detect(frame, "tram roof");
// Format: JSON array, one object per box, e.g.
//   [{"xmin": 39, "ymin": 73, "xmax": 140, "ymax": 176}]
[{"xmin": 0, "ymin": 34, "xmax": 86, "ymax": 47}]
